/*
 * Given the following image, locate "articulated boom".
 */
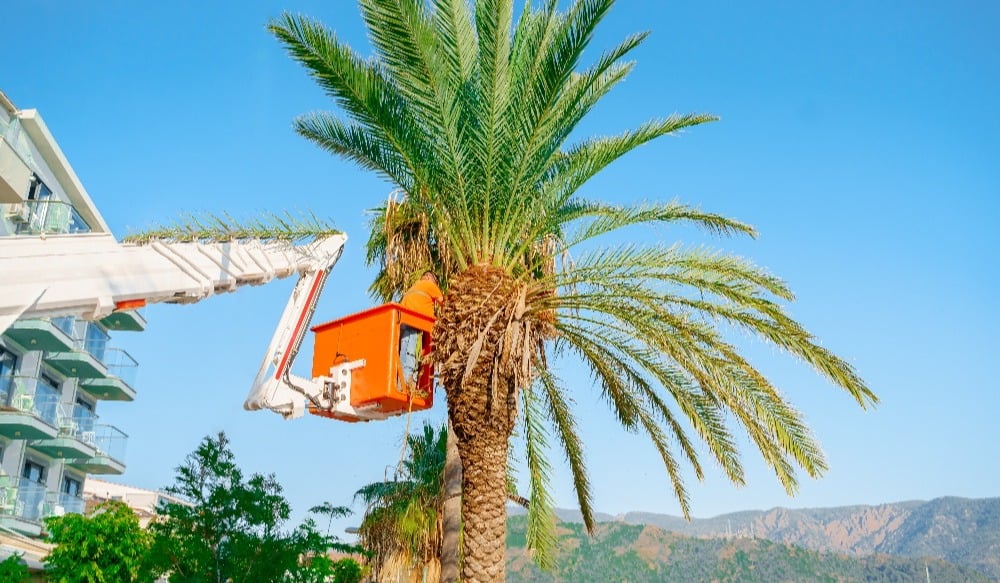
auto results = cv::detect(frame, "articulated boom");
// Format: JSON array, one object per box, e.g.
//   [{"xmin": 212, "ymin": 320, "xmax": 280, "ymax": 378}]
[
  {"xmin": 0, "ymin": 231, "xmax": 391, "ymax": 422},
  {"xmin": 0, "ymin": 233, "xmax": 345, "ymax": 331},
  {"xmin": 243, "ymin": 249, "xmax": 390, "ymax": 422}
]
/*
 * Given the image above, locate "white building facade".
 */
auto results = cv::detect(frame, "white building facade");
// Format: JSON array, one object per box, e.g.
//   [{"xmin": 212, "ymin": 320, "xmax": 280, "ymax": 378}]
[{"xmin": 0, "ymin": 89, "xmax": 141, "ymax": 548}]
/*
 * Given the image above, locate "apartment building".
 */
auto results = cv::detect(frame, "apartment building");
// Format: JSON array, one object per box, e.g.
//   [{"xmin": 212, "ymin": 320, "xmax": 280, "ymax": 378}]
[
  {"xmin": 0, "ymin": 89, "xmax": 139, "ymax": 547},
  {"xmin": 83, "ymin": 477, "xmax": 188, "ymax": 528}
]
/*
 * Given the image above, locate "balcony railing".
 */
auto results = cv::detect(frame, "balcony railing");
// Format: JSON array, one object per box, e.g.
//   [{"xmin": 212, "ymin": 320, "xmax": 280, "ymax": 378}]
[
  {"xmin": 6, "ymin": 199, "xmax": 90, "ymax": 235},
  {"xmin": 46, "ymin": 320, "xmax": 138, "ymax": 387},
  {"xmin": 73, "ymin": 320, "xmax": 109, "ymax": 362},
  {"xmin": 0, "ymin": 118, "xmax": 37, "ymax": 170},
  {"xmin": 101, "ymin": 347, "xmax": 138, "ymax": 387},
  {"xmin": 90, "ymin": 423, "xmax": 128, "ymax": 463},
  {"xmin": 55, "ymin": 491, "xmax": 86, "ymax": 516},
  {"xmin": 0, "ymin": 478, "xmax": 85, "ymax": 523},
  {"xmin": 70, "ymin": 321, "xmax": 137, "ymax": 381},
  {"xmin": 7, "ymin": 478, "xmax": 46, "ymax": 522},
  {"xmin": 71, "ymin": 404, "xmax": 97, "ymax": 435},
  {"xmin": 51, "ymin": 316, "xmax": 76, "ymax": 338},
  {"xmin": 56, "ymin": 403, "xmax": 98, "ymax": 438},
  {"xmin": 0, "ymin": 375, "xmax": 59, "ymax": 426},
  {"xmin": 0, "ymin": 475, "xmax": 15, "ymax": 517}
]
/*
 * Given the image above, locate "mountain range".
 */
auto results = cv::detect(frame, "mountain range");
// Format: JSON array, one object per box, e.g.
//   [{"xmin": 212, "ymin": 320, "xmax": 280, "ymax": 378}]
[
  {"xmin": 515, "ymin": 496, "xmax": 1000, "ymax": 581},
  {"xmin": 506, "ymin": 518, "xmax": 992, "ymax": 582}
]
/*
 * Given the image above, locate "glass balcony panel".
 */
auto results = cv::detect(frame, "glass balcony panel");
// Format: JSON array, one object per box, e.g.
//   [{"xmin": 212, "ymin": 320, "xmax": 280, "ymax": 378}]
[
  {"xmin": 69, "ymin": 423, "xmax": 127, "ymax": 474},
  {"xmin": 13, "ymin": 478, "xmax": 46, "ymax": 522},
  {"xmin": 32, "ymin": 387, "xmax": 59, "ymax": 427},
  {"xmin": 2, "ymin": 375, "xmax": 57, "ymax": 424},
  {"xmin": 78, "ymin": 346, "xmax": 137, "ymax": 401},
  {"xmin": 56, "ymin": 491, "xmax": 86, "ymax": 516},
  {"xmin": 74, "ymin": 320, "xmax": 109, "ymax": 361},
  {"xmin": 31, "ymin": 404, "xmax": 99, "ymax": 458},
  {"xmin": 102, "ymin": 347, "xmax": 138, "ymax": 387},
  {"xmin": 45, "ymin": 320, "xmax": 118, "ymax": 380},
  {"xmin": 0, "ymin": 376, "xmax": 59, "ymax": 440},
  {"xmin": 72, "ymin": 404, "xmax": 97, "ymax": 435},
  {"xmin": 68, "ymin": 207, "xmax": 90, "ymax": 233},
  {"xmin": 51, "ymin": 316, "xmax": 75, "ymax": 337},
  {"xmin": 0, "ymin": 474, "xmax": 16, "ymax": 516},
  {"xmin": 12, "ymin": 200, "xmax": 86, "ymax": 235},
  {"xmin": 93, "ymin": 424, "xmax": 127, "ymax": 463},
  {"xmin": 0, "ymin": 118, "xmax": 37, "ymax": 169}
]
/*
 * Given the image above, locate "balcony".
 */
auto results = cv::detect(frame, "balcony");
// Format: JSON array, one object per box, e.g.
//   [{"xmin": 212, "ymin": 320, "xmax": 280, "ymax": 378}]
[
  {"xmin": 79, "ymin": 348, "xmax": 137, "ymax": 401},
  {"xmin": 99, "ymin": 308, "xmax": 147, "ymax": 332},
  {"xmin": 2, "ymin": 316, "xmax": 76, "ymax": 352},
  {"xmin": 68, "ymin": 424, "xmax": 127, "ymax": 475},
  {"xmin": 30, "ymin": 403, "xmax": 98, "ymax": 460},
  {"xmin": 43, "ymin": 320, "xmax": 109, "ymax": 379},
  {"xmin": 4, "ymin": 199, "xmax": 90, "ymax": 236},
  {"xmin": 0, "ymin": 375, "xmax": 59, "ymax": 440},
  {"xmin": 55, "ymin": 491, "xmax": 86, "ymax": 516},
  {"xmin": 0, "ymin": 477, "xmax": 48, "ymax": 536}
]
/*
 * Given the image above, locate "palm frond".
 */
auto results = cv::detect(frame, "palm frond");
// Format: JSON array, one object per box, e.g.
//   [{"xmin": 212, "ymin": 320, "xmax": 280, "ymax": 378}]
[
  {"xmin": 521, "ymin": 382, "xmax": 559, "ymax": 570},
  {"xmin": 536, "ymin": 369, "xmax": 595, "ymax": 533},
  {"xmin": 540, "ymin": 113, "xmax": 718, "ymax": 205},
  {"xmin": 269, "ymin": 13, "xmax": 436, "ymax": 189},
  {"xmin": 124, "ymin": 210, "xmax": 339, "ymax": 244},
  {"xmin": 294, "ymin": 112, "xmax": 414, "ymax": 190}
]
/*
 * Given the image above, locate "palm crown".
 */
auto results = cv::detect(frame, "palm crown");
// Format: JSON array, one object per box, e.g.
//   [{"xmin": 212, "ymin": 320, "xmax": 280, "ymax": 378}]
[{"xmin": 270, "ymin": 1, "xmax": 876, "ymax": 580}]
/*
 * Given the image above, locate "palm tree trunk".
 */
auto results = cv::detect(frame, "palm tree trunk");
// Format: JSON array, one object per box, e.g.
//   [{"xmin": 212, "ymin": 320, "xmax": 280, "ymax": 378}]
[
  {"xmin": 440, "ymin": 423, "xmax": 462, "ymax": 583},
  {"xmin": 437, "ymin": 265, "xmax": 523, "ymax": 582},
  {"xmin": 455, "ymin": 425, "xmax": 510, "ymax": 583}
]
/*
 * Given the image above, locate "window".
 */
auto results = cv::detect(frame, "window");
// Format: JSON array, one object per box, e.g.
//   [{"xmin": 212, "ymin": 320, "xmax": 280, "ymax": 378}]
[
  {"xmin": 0, "ymin": 348, "xmax": 16, "ymax": 375},
  {"xmin": 38, "ymin": 374, "xmax": 59, "ymax": 391},
  {"xmin": 75, "ymin": 397, "xmax": 96, "ymax": 432},
  {"xmin": 22, "ymin": 460, "xmax": 46, "ymax": 484},
  {"xmin": 26, "ymin": 175, "xmax": 52, "ymax": 201},
  {"xmin": 62, "ymin": 476, "xmax": 82, "ymax": 498}
]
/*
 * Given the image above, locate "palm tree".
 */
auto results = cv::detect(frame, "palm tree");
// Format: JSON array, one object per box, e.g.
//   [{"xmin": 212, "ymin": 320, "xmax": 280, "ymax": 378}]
[
  {"xmin": 355, "ymin": 422, "xmax": 447, "ymax": 583},
  {"xmin": 270, "ymin": 2, "xmax": 877, "ymax": 581}
]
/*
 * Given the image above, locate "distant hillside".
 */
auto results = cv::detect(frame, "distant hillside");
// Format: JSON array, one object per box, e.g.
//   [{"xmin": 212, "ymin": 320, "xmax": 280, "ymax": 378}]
[
  {"xmin": 526, "ymin": 496, "xmax": 1000, "ymax": 580},
  {"xmin": 506, "ymin": 517, "xmax": 991, "ymax": 583},
  {"xmin": 877, "ymin": 497, "xmax": 1000, "ymax": 581}
]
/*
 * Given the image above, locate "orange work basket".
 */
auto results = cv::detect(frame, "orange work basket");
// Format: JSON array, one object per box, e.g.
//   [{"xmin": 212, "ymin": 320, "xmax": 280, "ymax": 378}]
[{"xmin": 309, "ymin": 303, "xmax": 434, "ymax": 420}]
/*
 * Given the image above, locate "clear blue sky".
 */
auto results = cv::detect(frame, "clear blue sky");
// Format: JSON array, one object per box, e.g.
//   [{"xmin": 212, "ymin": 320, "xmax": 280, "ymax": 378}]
[{"xmin": 3, "ymin": 0, "xmax": 997, "ymax": 535}]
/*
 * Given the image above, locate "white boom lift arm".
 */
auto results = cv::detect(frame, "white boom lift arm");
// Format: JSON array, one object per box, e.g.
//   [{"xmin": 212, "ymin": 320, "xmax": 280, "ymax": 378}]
[{"xmin": 0, "ymin": 232, "xmax": 385, "ymax": 422}]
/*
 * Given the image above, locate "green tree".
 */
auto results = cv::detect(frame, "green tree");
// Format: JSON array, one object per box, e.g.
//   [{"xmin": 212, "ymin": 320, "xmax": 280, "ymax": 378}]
[
  {"xmin": 271, "ymin": 1, "xmax": 877, "ymax": 581},
  {"xmin": 356, "ymin": 422, "xmax": 537, "ymax": 581},
  {"xmin": 43, "ymin": 500, "xmax": 153, "ymax": 583},
  {"xmin": 146, "ymin": 432, "xmax": 353, "ymax": 583},
  {"xmin": 355, "ymin": 422, "xmax": 448, "ymax": 582},
  {"xmin": 0, "ymin": 554, "xmax": 30, "ymax": 583}
]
